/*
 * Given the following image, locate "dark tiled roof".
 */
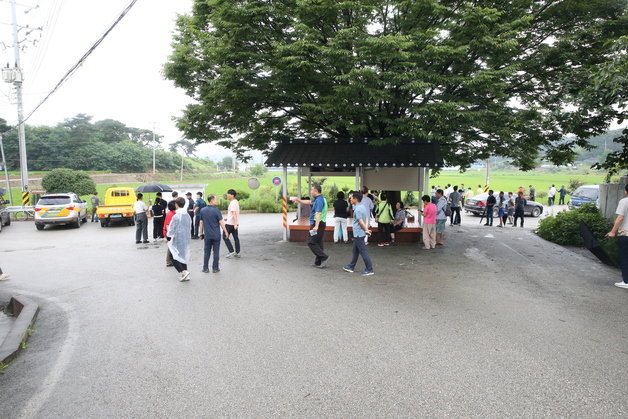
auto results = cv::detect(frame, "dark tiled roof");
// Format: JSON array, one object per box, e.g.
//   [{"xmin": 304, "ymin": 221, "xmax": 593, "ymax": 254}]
[{"xmin": 265, "ymin": 138, "xmax": 443, "ymax": 168}]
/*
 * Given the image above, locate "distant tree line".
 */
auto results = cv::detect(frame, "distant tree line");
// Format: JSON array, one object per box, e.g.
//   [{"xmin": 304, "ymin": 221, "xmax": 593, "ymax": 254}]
[{"xmin": 0, "ymin": 114, "xmax": 216, "ymax": 173}]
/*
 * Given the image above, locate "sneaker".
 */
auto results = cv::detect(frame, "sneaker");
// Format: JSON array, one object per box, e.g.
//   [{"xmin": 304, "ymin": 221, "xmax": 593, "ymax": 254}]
[
  {"xmin": 0, "ymin": 273, "xmax": 9, "ymax": 281},
  {"xmin": 384, "ymin": 242, "xmax": 390, "ymax": 246},
  {"xmin": 166, "ymin": 263, "xmax": 173, "ymax": 267},
  {"xmin": 377, "ymin": 243, "xmax": 385, "ymax": 247},
  {"xmin": 202, "ymin": 268, "xmax": 209, "ymax": 273},
  {"xmin": 361, "ymin": 270, "xmax": 374, "ymax": 276},
  {"xmin": 234, "ymin": 253, "xmax": 241, "ymax": 258},
  {"xmin": 136, "ymin": 241, "xmax": 141, "ymax": 244},
  {"xmin": 343, "ymin": 266, "xmax": 354, "ymax": 273},
  {"xmin": 225, "ymin": 252, "xmax": 236, "ymax": 259},
  {"xmin": 212, "ymin": 269, "xmax": 220, "ymax": 273},
  {"xmin": 142, "ymin": 241, "xmax": 149, "ymax": 244},
  {"xmin": 615, "ymin": 282, "xmax": 628, "ymax": 289},
  {"xmin": 180, "ymin": 271, "xmax": 190, "ymax": 282}
]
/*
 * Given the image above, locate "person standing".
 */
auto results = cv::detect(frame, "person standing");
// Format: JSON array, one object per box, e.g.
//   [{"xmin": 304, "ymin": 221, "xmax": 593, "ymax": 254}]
[
  {"xmin": 224, "ymin": 189, "xmax": 241, "ymax": 258},
  {"xmin": 167, "ymin": 197, "xmax": 192, "ymax": 281},
  {"xmin": 529, "ymin": 185, "xmax": 536, "ymax": 201},
  {"xmin": 514, "ymin": 191, "xmax": 526, "ymax": 227},
  {"xmin": 192, "ymin": 192, "xmax": 207, "ymax": 239},
  {"xmin": 292, "ymin": 185, "xmax": 329, "ymax": 268},
  {"xmin": 375, "ymin": 193, "xmax": 393, "ymax": 246},
  {"xmin": 476, "ymin": 184, "xmax": 484, "ymax": 195},
  {"xmin": 497, "ymin": 191, "xmax": 507, "ymax": 227},
  {"xmin": 199, "ymin": 194, "xmax": 229, "ymax": 273},
  {"xmin": 485, "ymin": 190, "xmax": 496, "ymax": 226},
  {"xmin": 435, "ymin": 189, "xmax": 447, "ymax": 245},
  {"xmin": 332, "ymin": 191, "xmax": 349, "ymax": 244},
  {"xmin": 185, "ymin": 192, "xmax": 195, "ymax": 237},
  {"xmin": 151, "ymin": 197, "xmax": 165, "ymax": 241},
  {"xmin": 163, "ymin": 200, "xmax": 177, "ymax": 267},
  {"xmin": 420, "ymin": 195, "xmax": 436, "ymax": 249},
  {"xmin": 507, "ymin": 192, "xmax": 515, "ymax": 224},
  {"xmin": 448, "ymin": 186, "xmax": 462, "ymax": 225},
  {"xmin": 343, "ymin": 192, "xmax": 374, "ymax": 276},
  {"xmin": 606, "ymin": 184, "xmax": 628, "ymax": 289},
  {"xmin": 90, "ymin": 191, "xmax": 100, "ymax": 222},
  {"xmin": 558, "ymin": 185, "xmax": 567, "ymax": 205},
  {"xmin": 361, "ymin": 186, "xmax": 374, "ymax": 237},
  {"xmin": 548, "ymin": 185, "xmax": 557, "ymax": 206},
  {"xmin": 464, "ymin": 187, "xmax": 474, "ymax": 205},
  {"xmin": 134, "ymin": 193, "xmax": 149, "ymax": 244}
]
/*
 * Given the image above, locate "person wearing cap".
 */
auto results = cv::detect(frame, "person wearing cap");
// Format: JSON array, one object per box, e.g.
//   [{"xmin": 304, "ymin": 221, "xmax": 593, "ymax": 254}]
[{"xmin": 185, "ymin": 192, "xmax": 195, "ymax": 237}]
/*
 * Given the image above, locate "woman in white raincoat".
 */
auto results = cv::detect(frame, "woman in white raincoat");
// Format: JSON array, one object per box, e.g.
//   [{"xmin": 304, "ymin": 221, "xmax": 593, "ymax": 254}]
[{"xmin": 167, "ymin": 197, "xmax": 192, "ymax": 281}]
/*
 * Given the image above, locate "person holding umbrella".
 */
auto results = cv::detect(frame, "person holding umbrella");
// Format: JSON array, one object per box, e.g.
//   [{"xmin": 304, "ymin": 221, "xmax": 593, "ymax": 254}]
[{"xmin": 606, "ymin": 184, "xmax": 628, "ymax": 289}]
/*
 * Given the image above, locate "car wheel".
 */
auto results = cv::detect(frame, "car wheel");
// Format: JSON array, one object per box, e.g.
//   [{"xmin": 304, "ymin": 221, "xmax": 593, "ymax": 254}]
[
  {"xmin": 493, "ymin": 208, "xmax": 499, "ymax": 217},
  {"xmin": 2, "ymin": 214, "xmax": 10, "ymax": 227},
  {"xmin": 35, "ymin": 223, "xmax": 45, "ymax": 231},
  {"xmin": 100, "ymin": 219, "xmax": 107, "ymax": 228},
  {"xmin": 531, "ymin": 207, "xmax": 541, "ymax": 217}
]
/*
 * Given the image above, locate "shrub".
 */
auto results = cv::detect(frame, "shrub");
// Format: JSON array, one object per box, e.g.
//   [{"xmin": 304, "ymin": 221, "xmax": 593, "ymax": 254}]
[
  {"xmin": 256, "ymin": 199, "xmax": 282, "ymax": 213},
  {"xmin": 249, "ymin": 164, "xmax": 267, "ymax": 177},
  {"xmin": 568, "ymin": 178, "xmax": 585, "ymax": 193},
  {"xmin": 404, "ymin": 191, "xmax": 418, "ymax": 206},
  {"xmin": 537, "ymin": 204, "xmax": 612, "ymax": 246},
  {"xmin": 327, "ymin": 183, "xmax": 339, "ymax": 202},
  {"xmin": 41, "ymin": 168, "xmax": 97, "ymax": 196}
]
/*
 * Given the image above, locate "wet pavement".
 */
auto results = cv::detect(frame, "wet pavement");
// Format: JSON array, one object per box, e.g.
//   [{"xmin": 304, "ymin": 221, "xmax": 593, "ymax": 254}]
[{"xmin": 0, "ymin": 211, "xmax": 626, "ymax": 418}]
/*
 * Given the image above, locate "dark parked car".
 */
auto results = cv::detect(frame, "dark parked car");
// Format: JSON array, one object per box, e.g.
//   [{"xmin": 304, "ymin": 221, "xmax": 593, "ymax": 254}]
[{"xmin": 464, "ymin": 192, "xmax": 544, "ymax": 217}]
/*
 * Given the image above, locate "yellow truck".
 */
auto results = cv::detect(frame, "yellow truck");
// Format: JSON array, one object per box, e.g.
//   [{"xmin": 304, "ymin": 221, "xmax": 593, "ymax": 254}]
[{"xmin": 96, "ymin": 187, "xmax": 136, "ymax": 227}]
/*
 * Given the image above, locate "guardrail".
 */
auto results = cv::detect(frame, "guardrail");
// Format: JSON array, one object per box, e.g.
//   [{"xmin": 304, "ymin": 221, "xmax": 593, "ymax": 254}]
[{"xmin": 1, "ymin": 206, "xmax": 35, "ymax": 221}]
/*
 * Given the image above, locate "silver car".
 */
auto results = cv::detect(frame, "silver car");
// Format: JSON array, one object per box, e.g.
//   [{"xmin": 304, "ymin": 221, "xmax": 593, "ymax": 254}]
[{"xmin": 34, "ymin": 193, "xmax": 88, "ymax": 230}]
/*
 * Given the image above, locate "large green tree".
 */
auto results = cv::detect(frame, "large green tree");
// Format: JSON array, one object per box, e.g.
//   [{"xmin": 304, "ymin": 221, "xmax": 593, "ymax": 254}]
[{"xmin": 165, "ymin": 0, "xmax": 627, "ymax": 169}]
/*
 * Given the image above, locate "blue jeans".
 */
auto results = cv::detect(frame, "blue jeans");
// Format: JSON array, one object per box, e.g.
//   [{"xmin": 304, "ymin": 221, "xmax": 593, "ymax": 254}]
[
  {"xmin": 203, "ymin": 237, "xmax": 221, "ymax": 270},
  {"xmin": 619, "ymin": 236, "xmax": 628, "ymax": 283},
  {"xmin": 348, "ymin": 236, "xmax": 373, "ymax": 272},
  {"xmin": 486, "ymin": 206, "xmax": 494, "ymax": 225}
]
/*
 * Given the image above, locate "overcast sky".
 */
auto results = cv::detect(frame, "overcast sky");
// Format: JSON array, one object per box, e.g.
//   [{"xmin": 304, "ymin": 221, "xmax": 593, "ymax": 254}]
[{"xmin": 0, "ymin": 0, "xmax": 240, "ymax": 160}]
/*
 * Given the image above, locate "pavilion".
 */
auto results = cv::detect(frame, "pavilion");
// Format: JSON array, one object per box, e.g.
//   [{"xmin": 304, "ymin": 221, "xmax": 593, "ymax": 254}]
[{"xmin": 265, "ymin": 138, "xmax": 444, "ymax": 242}]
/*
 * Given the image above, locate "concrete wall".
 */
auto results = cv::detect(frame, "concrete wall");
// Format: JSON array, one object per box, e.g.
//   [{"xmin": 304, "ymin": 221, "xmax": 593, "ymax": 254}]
[{"xmin": 599, "ymin": 175, "xmax": 628, "ymax": 220}]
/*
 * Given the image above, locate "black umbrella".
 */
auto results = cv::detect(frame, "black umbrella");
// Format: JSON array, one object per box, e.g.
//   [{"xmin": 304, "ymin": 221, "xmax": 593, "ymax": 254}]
[
  {"xmin": 135, "ymin": 183, "xmax": 173, "ymax": 193},
  {"xmin": 579, "ymin": 221, "xmax": 616, "ymax": 267}
]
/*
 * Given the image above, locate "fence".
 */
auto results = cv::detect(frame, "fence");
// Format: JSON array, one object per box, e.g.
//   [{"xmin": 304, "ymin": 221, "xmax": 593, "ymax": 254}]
[{"xmin": 599, "ymin": 175, "xmax": 628, "ymax": 220}]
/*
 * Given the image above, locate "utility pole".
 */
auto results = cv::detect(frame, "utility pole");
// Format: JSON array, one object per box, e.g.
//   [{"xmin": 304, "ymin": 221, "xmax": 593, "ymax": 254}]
[
  {"xmin": 11, "ymin": 0, "xmax": 28, "ymax": 194},
  {"xmin": 484, "ymin": 158, "xmax": 490, "ymax": 188}
]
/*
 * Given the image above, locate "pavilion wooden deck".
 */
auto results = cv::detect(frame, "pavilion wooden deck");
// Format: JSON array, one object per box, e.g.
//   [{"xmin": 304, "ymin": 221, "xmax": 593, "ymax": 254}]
[{"xmin": 289, "ymin": 211, "xmax": 422, "ymax": 243}]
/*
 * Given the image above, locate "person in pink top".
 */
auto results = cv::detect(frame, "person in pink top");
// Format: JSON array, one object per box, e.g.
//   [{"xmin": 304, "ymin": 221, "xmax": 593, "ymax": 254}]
[
  {"xmin": 223, "ymin": 189, "xmax": 241, "ymax": 258},
  {"xmin": 420, "ymin": 195, "xmax": 437, "ymax": 249}
]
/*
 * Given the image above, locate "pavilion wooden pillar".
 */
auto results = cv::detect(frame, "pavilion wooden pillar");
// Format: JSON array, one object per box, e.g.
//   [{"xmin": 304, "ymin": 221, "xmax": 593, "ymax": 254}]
[{"xmin": 282, "ymin": 166, "xmax": 289, "ymax": 241}]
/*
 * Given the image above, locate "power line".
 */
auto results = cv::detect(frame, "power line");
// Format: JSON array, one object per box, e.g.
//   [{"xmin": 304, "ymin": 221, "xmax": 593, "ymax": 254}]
[{"xmin": 22, "ymin": 0, "xmax": 140, "ymax": 124}]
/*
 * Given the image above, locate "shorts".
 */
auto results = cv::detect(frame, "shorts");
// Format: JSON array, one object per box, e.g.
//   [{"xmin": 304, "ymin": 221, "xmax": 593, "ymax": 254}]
[
  {"xmin": 436, "ymin": 219, "xmax": 446, "ymax": 233},
  {"xmin": 498, "ymin": 208, "xmax": 505, "ymax": 218}
]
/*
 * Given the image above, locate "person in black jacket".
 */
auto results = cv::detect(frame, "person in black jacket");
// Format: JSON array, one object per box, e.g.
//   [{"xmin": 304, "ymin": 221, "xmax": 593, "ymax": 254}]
[{"xmin": 484, "ymin": 190, "xmax": 497, "ymax": 226}]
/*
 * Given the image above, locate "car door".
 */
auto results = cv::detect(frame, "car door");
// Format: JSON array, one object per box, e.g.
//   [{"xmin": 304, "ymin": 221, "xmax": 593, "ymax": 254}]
[{"xmin": 73, "ymin": 195, "xmax": 86, "ymax": 218}]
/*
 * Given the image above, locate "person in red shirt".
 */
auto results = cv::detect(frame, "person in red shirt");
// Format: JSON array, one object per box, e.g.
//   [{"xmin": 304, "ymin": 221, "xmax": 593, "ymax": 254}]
[{"xmin": 163, "ymin": 200, "xmax": 177, "ymax": 267}]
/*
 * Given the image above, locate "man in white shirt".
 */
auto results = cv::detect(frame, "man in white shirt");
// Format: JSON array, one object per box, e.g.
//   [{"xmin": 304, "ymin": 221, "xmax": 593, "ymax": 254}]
[
  {"xmin": 134, "ymin": 193, "xmax": 149, "ymax": 244},
  {"xmin": 548, "ymin": 184, "xmax": 557, "ymax": 206},
  {"xmin": 606, "ymin": 184, "xmax": 628, "ymax": 289},
  {"xmin": 224, "ymin": 189, "xmax": 241, "ymax": 258}
]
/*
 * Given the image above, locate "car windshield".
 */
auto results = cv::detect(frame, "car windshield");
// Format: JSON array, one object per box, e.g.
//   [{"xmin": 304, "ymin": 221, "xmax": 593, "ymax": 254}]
[
  {"xmin": 38, "ymin": 196, "xmax": 71, "ymax": 205},
  {"xmin": 573, "ymin": 187, "xmax": 598, "ymax": 199}
]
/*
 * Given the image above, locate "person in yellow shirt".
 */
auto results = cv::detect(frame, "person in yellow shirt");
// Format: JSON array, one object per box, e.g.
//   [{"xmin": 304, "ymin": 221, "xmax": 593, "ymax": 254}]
[{"xmin": 375, "ymin": 193, "xmax": 394, "ymax": 246}]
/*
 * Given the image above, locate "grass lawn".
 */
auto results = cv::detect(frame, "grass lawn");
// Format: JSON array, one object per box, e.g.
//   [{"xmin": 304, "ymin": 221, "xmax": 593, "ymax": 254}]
[{"xmin": 3, "ymin": 170, "xmax": 608, "ymax": 208}]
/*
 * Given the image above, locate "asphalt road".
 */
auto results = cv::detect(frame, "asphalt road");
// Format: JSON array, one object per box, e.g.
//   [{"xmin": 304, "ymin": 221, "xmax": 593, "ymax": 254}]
[{"xmin": 0, "ymin": 211, "xmax": 626, "ymax": 418}]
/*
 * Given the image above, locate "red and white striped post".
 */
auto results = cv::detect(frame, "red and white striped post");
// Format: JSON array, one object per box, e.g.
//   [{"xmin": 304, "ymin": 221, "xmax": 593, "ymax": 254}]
[{"xmin": 282, "ymin": 166, "xmax": 288, "ymax": 241}]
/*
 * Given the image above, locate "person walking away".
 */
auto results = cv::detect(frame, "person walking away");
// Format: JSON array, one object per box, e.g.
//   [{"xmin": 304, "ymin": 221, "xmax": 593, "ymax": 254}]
[
  {"xmin": 167, "ymin": 197, "xmax": 192, "ymax": 281},
  {"xmin": 185, "ymin": 192, "xmax": 195, "ymax": 237},
  {"xmin": 485, "ymin": 190, "xmax": 496, "ymax": 226},
  {"xmin": 529, "ymin": 185, "xmax": 536, "ymax": 201},
  {"xmin": 507, "ymin": 192, "xmax": 515, "ymax": 224},
  {"xmin": 199, "ymin": 194, "xmax": 229, "ymax": 273},
  {"xmin": 606, "ymin": 184, "xmax": 628, "ymax": 289},
  {"xmin": 435, "ymin": 189, "xmax": 447, "ymax": 245},
  {"xmin": 343, "ymin": 192, "xmax": 374, "ymax": 276},
  {"xmin": 224, "ymin": 189, "xmax": 241, "ymax": 258},
  {"xmin": 558, "ymin": 185, "xmax": 567, "ymax": 205},
  {"xmin": 448, "ymin": 186, "xmax": 462, "ymax": 225},
  {"xmin": 134, "ymin": 193, "xmax": 149, "ymax": 244},
  {"xmin": 163, "ymin": 200, "xmax": 177, "ymax": 267},
  {"xmin": 514, "ymin": 191, "xmax": 526, "ymax": 227},
  {"xmin": 390, "ymin": 202, "xmax": 407, "ymax": 244},
  {"xmin": 420, "ymin": 195, "xmax": 437, "ymax": 249},
  {"xmin": 152, "ymin": 197, "xmax": 165, "ymax": 241},
  {"xmin": 497, "ymin": 192, "xmax": 507, "ymax": 227},
  {"xmin": 332, "ymin": 191, "xmax": 349, "ymax": 244},
  {"xmin": 292, "ymin": 185, "xmax": 329, "ymax": 268},
  {"xmin": 90, "ymin": 191, "xmax": 100, "ymax": 222},
  {"xmin": 548, "ymin": 185, "xmax": 557, "ymax": 206},
  {"xmin": 192, "ymin": 192, "xmax": 207, "ymax": 239},
  {"xmin": 361, "ymin": 186, "xmax": 374, "ymax": 243}
]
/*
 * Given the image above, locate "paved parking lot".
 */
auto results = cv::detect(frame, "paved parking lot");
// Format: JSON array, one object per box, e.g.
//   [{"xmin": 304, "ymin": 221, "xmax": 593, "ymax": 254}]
[{"xmin": 0, "ymin": 212, "xmax": 626, "ymax": 417}]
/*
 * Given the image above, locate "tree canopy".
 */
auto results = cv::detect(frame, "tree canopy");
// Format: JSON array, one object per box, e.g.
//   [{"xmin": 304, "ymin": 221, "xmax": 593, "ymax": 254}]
[{"xmin": 165, "ymin": 0, "xmax": 627, "ymax": 170}]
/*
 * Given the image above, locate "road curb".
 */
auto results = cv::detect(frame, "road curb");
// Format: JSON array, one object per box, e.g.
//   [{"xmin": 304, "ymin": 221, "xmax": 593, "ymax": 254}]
[{"xmin": 0, "ymin": 295, "xmax": 39, "ymax": 364}]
